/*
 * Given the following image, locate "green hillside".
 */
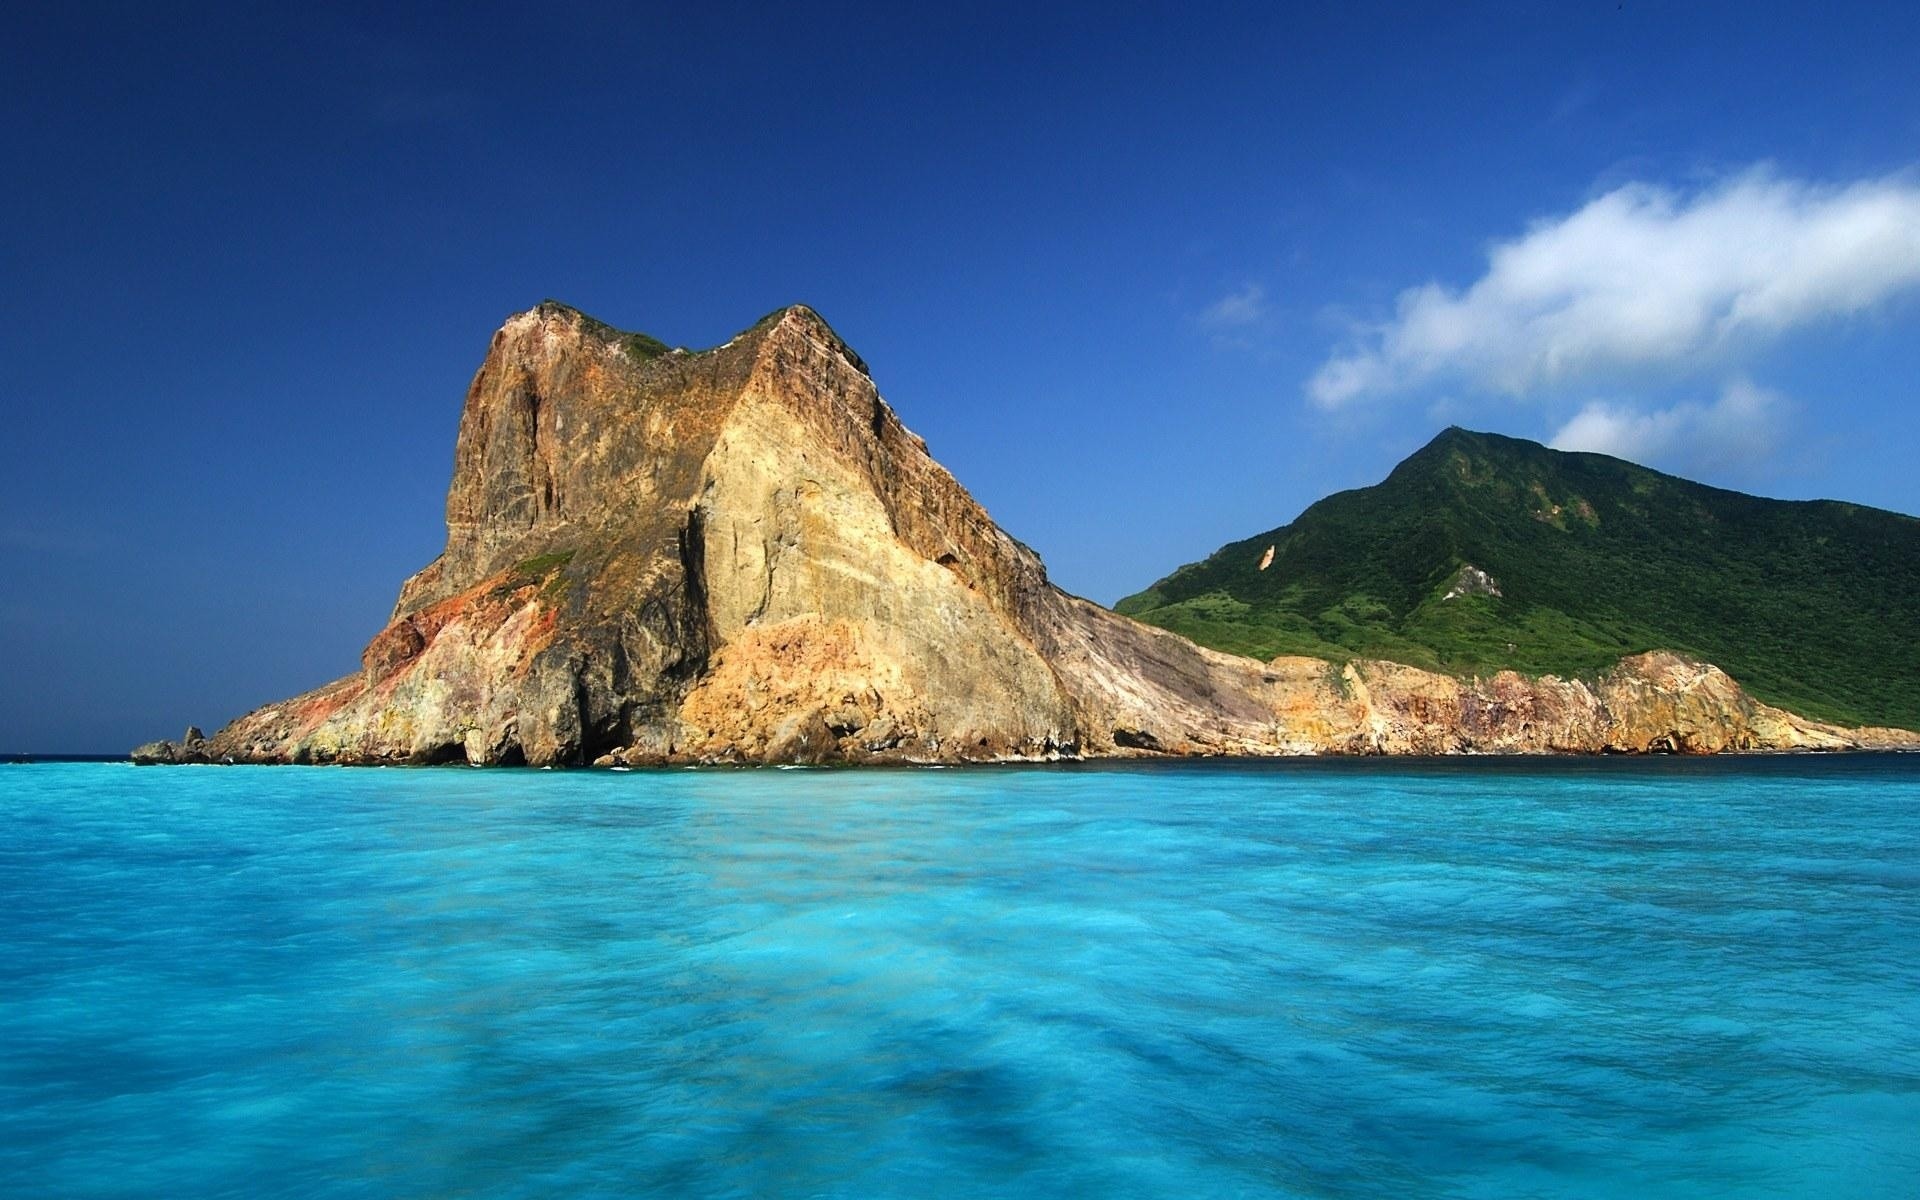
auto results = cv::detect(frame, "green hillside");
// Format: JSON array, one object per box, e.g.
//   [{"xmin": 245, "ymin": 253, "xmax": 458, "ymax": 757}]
[{"xmin": 1115, "ymin": 428, "xmax": 1920, "ymax": 730}]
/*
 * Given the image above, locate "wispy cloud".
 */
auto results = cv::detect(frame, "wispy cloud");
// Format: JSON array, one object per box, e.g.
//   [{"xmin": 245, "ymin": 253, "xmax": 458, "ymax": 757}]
[
  {"xmin": 1199, "ymin": 283, "xmax": 1269, "ymax": 329},
  {"xmin": 1308, "ymin": 167, "xmax": 1920, "ymax": 407},
  {"xmin": 1549, "ymin": 379, "xmax": 1792, "ymax": 475}
]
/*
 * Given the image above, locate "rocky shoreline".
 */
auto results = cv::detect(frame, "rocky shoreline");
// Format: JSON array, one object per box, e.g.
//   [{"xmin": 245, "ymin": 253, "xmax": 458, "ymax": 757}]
[{"xmin": 135, "ymin": 303, "xmax": 1918, "ymax": 766}]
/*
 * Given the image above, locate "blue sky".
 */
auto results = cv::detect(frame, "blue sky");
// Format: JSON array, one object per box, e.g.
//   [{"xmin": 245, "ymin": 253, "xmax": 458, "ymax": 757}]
[{"xmin": 5, "ymin": 2, "xmax": 1920, "ymax": 752}]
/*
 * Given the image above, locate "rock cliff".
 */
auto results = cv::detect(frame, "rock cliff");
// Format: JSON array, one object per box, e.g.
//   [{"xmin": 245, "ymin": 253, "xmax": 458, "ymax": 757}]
[{"xmin": 134, "ymin": 303, "xmax": 1916, "ymax": 765}]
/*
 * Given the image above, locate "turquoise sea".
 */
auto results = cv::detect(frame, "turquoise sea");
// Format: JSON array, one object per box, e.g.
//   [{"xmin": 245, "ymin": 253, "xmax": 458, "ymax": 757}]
[{"xmin": 2, "ymin": 758, "xmax": 1917, "ymax": 1198}]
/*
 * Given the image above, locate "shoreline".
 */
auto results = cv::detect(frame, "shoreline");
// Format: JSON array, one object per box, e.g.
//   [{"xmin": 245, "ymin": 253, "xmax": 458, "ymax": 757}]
[{"xmin": 117, "ymin": 743, "xmax": 1920, "ymax": 769}]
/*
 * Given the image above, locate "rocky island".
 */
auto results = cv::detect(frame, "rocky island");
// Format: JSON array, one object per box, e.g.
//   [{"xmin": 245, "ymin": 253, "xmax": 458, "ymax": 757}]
[{"xmin": 135, "ymin": 303, "xmax": 1916, "ymax": 765}]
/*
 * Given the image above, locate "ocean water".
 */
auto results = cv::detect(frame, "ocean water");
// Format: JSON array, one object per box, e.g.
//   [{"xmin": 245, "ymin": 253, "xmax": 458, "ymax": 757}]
[{"xmin": 2, "ymin": 759, "xmax": 1917, "ymax": 1198}]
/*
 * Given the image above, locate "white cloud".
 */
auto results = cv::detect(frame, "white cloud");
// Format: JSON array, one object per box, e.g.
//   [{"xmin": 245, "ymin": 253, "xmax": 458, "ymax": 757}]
[
  {"xmin": 1309, "ymin": 168, "xmax": 1920, "ymax": 407},
  {"xmin": 1549, "ymin": 379, "xmax": 1792, "ymax": 473},
  {"xmin": 1199, "ymin": 283, "xmax": 1268, "ymax": 328}
]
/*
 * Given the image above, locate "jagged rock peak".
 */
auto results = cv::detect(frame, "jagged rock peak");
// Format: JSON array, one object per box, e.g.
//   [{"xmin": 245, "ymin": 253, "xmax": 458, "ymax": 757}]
[{"xmin": 502, "ymin": 300, "xmax": 870, "ymax": 378}]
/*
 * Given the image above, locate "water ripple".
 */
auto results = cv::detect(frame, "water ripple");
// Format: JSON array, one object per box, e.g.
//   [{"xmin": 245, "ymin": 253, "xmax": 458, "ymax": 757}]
[{"xmin": 1, "ymin": 758, "xmax": 1917, "ymax": 1197}]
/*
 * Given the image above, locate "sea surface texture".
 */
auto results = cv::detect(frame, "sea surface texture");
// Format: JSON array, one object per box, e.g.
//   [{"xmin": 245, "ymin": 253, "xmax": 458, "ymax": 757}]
[{"xmin": 3, "ymin": 758, "xmax": 1917, "ymax": 1198}]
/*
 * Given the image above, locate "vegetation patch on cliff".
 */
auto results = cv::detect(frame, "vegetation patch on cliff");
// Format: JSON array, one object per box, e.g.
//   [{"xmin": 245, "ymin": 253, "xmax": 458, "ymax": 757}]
[
  {"xmin": 540, "ymin": 300, "xmax": 675, "ymax": 360},
  {"xmin": 512, "ymin": 550, "xmax": 576, "ymax": 578},
  {"xmin": 509, "ymin": 549, "xmax": 577, "ymax": 603}
]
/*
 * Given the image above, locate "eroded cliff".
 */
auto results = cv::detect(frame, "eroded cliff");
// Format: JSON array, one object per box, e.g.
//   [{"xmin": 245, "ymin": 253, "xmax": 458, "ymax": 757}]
[{"xmin": 134, "ymin": 303, "xmax": 1916, "ymax": 765}]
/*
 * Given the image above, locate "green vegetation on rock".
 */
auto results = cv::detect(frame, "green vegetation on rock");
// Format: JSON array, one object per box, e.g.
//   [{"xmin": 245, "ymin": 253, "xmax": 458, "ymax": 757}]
[
  {"xmin": 508, "ymin": 549, "xmax": 577, "ymax": 603},
  {"xmin": 1115, "ymin": 428, "xmax": 1920, "ymax": 730},
  {"xmin": 539, "ymin": 300, "xmax": 674, "ymax": 359},
  {"xmin": 512, "ymin": 550, "xmax": 576, "ymax": 577}
]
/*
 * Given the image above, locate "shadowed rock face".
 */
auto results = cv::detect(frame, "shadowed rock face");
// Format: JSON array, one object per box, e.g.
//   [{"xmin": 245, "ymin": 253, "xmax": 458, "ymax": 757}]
[{"xmin": 134, "ymin": 303, "xmax": 1917, "ymax": 765}]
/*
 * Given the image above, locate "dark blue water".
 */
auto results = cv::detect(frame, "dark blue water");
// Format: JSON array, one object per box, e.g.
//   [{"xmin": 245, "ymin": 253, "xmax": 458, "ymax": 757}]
[{"xmin": 3, "ymin": 759, "xmax": 1917, "ymax": 1198}]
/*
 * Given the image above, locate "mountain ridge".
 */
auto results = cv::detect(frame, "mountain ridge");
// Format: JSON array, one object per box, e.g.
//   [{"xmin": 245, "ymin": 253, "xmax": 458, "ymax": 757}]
[{"xmin": 1117, "ymin": 426, "xmax": 1920, "ymax": 730}]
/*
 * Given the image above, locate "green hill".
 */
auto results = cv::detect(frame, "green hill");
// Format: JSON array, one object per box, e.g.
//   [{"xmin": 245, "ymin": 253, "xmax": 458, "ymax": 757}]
[{"xmin": 1115, "ymin": 427, "xmax": 1920, "ymax": 730}]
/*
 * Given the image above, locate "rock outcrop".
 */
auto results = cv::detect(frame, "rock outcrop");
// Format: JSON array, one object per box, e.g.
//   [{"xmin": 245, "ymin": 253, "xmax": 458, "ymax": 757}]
[
  {"xmin": 136, "ymin": 303, "xmax": 1916, "ymax": 765},
  {"xmin": 1442, "ymin": 565, "xmax": 1501, "ymax": 601},
  {"xmin": 132, "ymin": 726, "xmax": 217, "ymax": 764}
]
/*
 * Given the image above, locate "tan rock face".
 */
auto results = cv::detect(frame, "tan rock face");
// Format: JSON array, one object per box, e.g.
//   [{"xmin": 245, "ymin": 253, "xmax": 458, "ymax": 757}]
[{"xmin": 157, "ymin": 303, "xmax": 1914, "ymax": 766}]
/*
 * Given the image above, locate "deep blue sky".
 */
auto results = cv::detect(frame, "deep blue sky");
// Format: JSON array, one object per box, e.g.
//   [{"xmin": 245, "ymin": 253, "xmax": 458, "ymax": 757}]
[{"xmin": 6, "ymin": 2, "xmax": 1920, "ymax": 752}]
